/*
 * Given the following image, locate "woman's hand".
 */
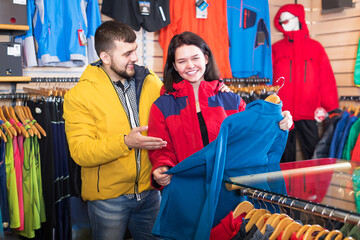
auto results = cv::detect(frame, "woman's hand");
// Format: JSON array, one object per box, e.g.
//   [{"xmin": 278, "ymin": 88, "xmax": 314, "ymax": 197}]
[
  {"xmin": 279, "ymin": 110, "xmax": 293, "ymax": 130},
  {"xmin": 153, "ymin": 166, "xmax": 172, "ymax": 187},
  {"xmin": 219, "ymin": 83, "xmax": 233, "ymax": 93}
]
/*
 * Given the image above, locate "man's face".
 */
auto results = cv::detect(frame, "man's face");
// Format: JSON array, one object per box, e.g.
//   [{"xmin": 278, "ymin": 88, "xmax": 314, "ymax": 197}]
[{"xmin": 106, "ymin": 40, "xmax": 139, "ymax": 80}]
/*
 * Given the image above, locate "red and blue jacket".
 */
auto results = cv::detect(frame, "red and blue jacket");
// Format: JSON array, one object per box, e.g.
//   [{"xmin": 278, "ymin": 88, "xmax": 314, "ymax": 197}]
[{"xmin": 148, "ymin": 80, "xmax": 246, "ymax": 187}]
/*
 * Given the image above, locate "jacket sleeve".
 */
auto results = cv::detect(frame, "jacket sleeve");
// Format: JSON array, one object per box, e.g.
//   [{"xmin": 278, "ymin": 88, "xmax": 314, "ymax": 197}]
[
  {"xmin": 148, "ymin": 102, "xmax": 178, "ymax": 187},
  {"xmin": 63, "ymin": 87, "xmax": 131, "ymax": 168},
  {"xmin": 319, "ymin": 45, "xmax": 339, "ymax": 112},
  {"xmin": 86, "ymin": 0, "xmax": 101, "ymax": 63}
]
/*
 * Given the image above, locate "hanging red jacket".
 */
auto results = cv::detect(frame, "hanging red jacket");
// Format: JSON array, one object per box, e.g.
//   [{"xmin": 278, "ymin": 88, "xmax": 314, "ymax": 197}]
[{"xmin": 272, "ymin": 4, "xmax": 339, "ymax": 121}]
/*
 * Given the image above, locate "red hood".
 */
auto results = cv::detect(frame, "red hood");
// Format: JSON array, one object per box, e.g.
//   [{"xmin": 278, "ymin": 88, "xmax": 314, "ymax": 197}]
[{"xmin": 274, "ymin": 4, "xmax": 309, "ymax": 40}]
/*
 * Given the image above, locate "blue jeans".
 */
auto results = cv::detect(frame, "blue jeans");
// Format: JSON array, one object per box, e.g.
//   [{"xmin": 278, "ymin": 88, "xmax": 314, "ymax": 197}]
[{"xmin": 87, "ymin": 190, "xmax": 161, "ymax": 240}]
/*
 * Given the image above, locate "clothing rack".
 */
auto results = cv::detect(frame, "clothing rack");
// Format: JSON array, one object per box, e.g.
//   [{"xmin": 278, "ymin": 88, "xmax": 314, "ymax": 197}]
[
  {"xmin": 0, "ymin": 93, "xmax": 28, "ymax": 99},
  {"xmin": 225, "ymin": 184, "xmax": 360, "ymax": 225},
  {"xmin": 223, "ymin": 78, "xmax": 271, "ymax": 84},
  {"xmin": 339, "ymin": 96, "xmax": 360, "ymax": 101},
  {"xmin": 31, "ymin": 77, "xmax": 79, "ymax": 82}
]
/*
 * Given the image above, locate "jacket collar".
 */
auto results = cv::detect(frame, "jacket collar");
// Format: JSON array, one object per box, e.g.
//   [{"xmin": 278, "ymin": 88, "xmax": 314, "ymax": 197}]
[{"xmin": 163, "ymin": 79, "xmax": 222, "ymax": 98}]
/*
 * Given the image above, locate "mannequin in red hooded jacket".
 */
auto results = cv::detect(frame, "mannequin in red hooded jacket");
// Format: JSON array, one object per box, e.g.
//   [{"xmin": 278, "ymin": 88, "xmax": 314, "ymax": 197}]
[{"xmin": 272, "ymin": 4, "xmax": 339, "ymax": 162}]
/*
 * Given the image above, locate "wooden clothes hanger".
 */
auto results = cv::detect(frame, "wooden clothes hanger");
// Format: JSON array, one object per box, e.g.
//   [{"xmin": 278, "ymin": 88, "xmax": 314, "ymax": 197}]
[
  {"xmin": 16, "ymin": 106, "xmax": 41, "ymax": 139},
  {"xmin": 2, "ymin": 105, "xmax": 20, "ymax": 135},
  {"xmin": 314, "ymin": 229, "xmax": 330, "ymax": 240},
  {"xmin": 24, "ymin": 106, "xmax": 46, "ymax": 137},
  {"xmin": 0, "ymin": 108, "xmax": 13, "ymax": 139},
  {"xmin": 245, "ymin": 209, "xmax": 270, "ymax": 232},
  {"xmin": 269, "ymin": 213, "xmax": 289, "ymax": 229},
  {"xmin": 12, "ymin": 106, "xmax": 30, "ymax": 138},
  {"xmin": 302, "ymin": 224, "xmax": 324, "ymax": 240},
  {"xmin": 265, "ymin": 94, "xmax": 281, "ymax": 104},
  {"xmin": 269, "ymin": 217, "xmax": 293, "ymax": 240},
  {"xmin": 233, "ymin": 201, "xmax": 254, "ymax": 218},
  {"xmin": 324, "ymin": 230, "xmax": 342, "ymax": 240},
  {"xmin": 265, "ymin": 76, "xmax": 284, "ymax": 104},
  {"xmin": 254, "ymin": 213, "xmax": 271, "ymax": 231},
  {"xmin": 281, "ymin": 221, "xmax": 302, "ymax": 240},
  {"xmin": 296, "ymin": 224, "xmax": 311, "ymax": 239},
  {"xmin": 260, "ymin": 213, "xmax": 279, "ymax": 234}
]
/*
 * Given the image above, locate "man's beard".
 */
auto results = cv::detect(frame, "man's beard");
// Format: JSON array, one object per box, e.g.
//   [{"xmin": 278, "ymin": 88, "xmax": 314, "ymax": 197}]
[{"xmin": 110, "ymin": 62, "xmax": 135, "ymax": 80}]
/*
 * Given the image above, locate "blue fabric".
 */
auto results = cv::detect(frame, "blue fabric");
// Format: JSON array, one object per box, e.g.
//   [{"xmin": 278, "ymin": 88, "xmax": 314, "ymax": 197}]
[
  {"xmin": 336, "ymin": 115, "xmax": 358, "ymax": 159},
  {"xmin": 30, "ymin": 0, "xmax": 101, "ymax": 67},
  {"xmin": 227, "ymin": 0, "xmax": 272, "ymax": 82},
  {"xmin": 330, "ymin": 111, "xmax": 349, "ymax": 158},
  {"xmin": 0, "ymin": 139, "xmax": 9, "ymax": 233},
  {"xmin": 153, "ymin": 100, "xmax": 288, "ymax": 240},
  {"xmin": 88, "ymin": 190, "xmax": 161, "ymax": 240}
]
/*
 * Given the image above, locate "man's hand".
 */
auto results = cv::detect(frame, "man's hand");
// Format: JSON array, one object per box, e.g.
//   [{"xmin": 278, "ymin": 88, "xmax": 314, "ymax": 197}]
[
  {"xmin": 153, "ymin": 166, "xmax": 172, "ymax": 187},
  {"xmin": 279, "ymin": 111, "xmax": 293, "ymax": 130},
  {"xmin": 219, "ymin": 83, "xmax": 233, "ymax": 93},
  {"xmin": 124, "ymin": 126, "xmax": 167, "ymax": 150}
]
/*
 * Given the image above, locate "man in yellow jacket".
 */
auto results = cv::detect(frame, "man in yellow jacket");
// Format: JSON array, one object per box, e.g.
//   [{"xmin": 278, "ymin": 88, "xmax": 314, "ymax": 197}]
[{"xmin": 63, "ymin": 20, "xmax": 166, "ymax": 240}]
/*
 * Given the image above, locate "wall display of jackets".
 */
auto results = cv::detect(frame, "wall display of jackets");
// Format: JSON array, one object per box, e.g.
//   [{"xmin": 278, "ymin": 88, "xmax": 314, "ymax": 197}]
[
  {"xmin": 16, "ymin": 0, "xmax": 101, "ymax": 67},
  {"xmin": 159, "ymin": 0, "xmax": 233, "ymax": 78},
  {"xmin": 313, "ymin": 108, "xmax": 360, "ymax": 161},
  {"xmin": 227, "ymin": 0, "xmax": 273, "ymax": 82},
  {"xmin": 101, "ymin": 0, "xmax": 170, "ymax": 32}
]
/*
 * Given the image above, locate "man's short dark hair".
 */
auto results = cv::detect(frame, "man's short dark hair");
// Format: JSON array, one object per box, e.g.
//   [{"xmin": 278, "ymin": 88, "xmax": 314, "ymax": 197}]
[{"xmin": 95, "ymin": 20, "xmax": 137, "ymax": 56}]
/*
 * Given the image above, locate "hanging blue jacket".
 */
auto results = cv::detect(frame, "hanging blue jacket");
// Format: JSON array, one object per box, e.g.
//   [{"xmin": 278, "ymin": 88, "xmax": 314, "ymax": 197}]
[
  {"xmin": 330, "ymin": 111, "xmax": 350, "ymax": 158},
  {"xmin": 24, "ymin": 0, "xmax": 101, "ymax": 67},
  {"xmin": 337, "ymin": 115, "xmax": 358, "ymax": 159},
  {"xmin": 152, "ymin": 100, "xmax": 288, "ymax": 240},
  {"xmin": 227, "ymin": 0, "xmax": 272, "ymax": 81}
]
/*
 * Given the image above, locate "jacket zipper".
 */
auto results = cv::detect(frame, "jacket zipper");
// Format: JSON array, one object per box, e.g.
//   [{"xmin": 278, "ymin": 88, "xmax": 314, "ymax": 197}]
[
  {"xmin": 97, "ymin": 166, "xmax": 100, "ymax": 192},
  {"xmin": 289, "ymin": 60, "xmax": 292, "ymax": 83},
  {"xmin": 100, "ymin": 66, "xmax": 141, "ymax": 197},
  {"xmin": 304, "ymin": 60, "xmax": 307, "ymax": 82}
]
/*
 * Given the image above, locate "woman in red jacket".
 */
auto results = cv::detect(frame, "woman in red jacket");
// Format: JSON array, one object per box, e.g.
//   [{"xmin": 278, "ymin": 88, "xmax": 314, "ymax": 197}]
[{"xmin": 148, "ymin": 31, "xmax": 293, "ymax": 188}]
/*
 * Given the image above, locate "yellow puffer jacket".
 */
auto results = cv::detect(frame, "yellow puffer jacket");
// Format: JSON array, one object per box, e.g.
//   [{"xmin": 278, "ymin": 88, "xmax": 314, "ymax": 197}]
[{"xmin": 63, "ymin": 61, "xmax": 163, "ymax": 201}]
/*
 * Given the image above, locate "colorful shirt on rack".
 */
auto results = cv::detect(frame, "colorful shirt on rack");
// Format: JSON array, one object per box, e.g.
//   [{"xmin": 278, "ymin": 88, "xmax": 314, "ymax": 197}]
[
  {"xmin": 12, "ymin": 134, "xmax": 24, "ymax": 231},
  {"xmin": 227, "ymin": 0, "xmax": 272, "ymax": 81},
  {"xmin": 5, "ymin": 134, "xmax": 20, "ymax": 229}
]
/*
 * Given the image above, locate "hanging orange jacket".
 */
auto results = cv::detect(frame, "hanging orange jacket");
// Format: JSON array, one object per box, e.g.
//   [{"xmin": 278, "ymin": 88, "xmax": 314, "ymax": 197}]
[{"xmin": 159, "ymin": 0, "xmax": 232, "ymax": 78}]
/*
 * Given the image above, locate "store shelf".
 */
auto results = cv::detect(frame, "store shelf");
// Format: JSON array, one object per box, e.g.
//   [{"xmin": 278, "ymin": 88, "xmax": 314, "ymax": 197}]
[
  {"xmin": 0, "ymin": 24, "xmax": 29, "ymax": 31},
  {"xmin": 0, "ymin": 76, "xmax": 31, "ymax": 82}
]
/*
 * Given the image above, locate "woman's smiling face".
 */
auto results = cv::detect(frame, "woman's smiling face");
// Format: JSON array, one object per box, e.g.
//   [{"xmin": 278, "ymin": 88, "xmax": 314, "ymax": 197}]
[{"xmin": 173, "ymin": 44, "xmax": 208, "ymax": 84}]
